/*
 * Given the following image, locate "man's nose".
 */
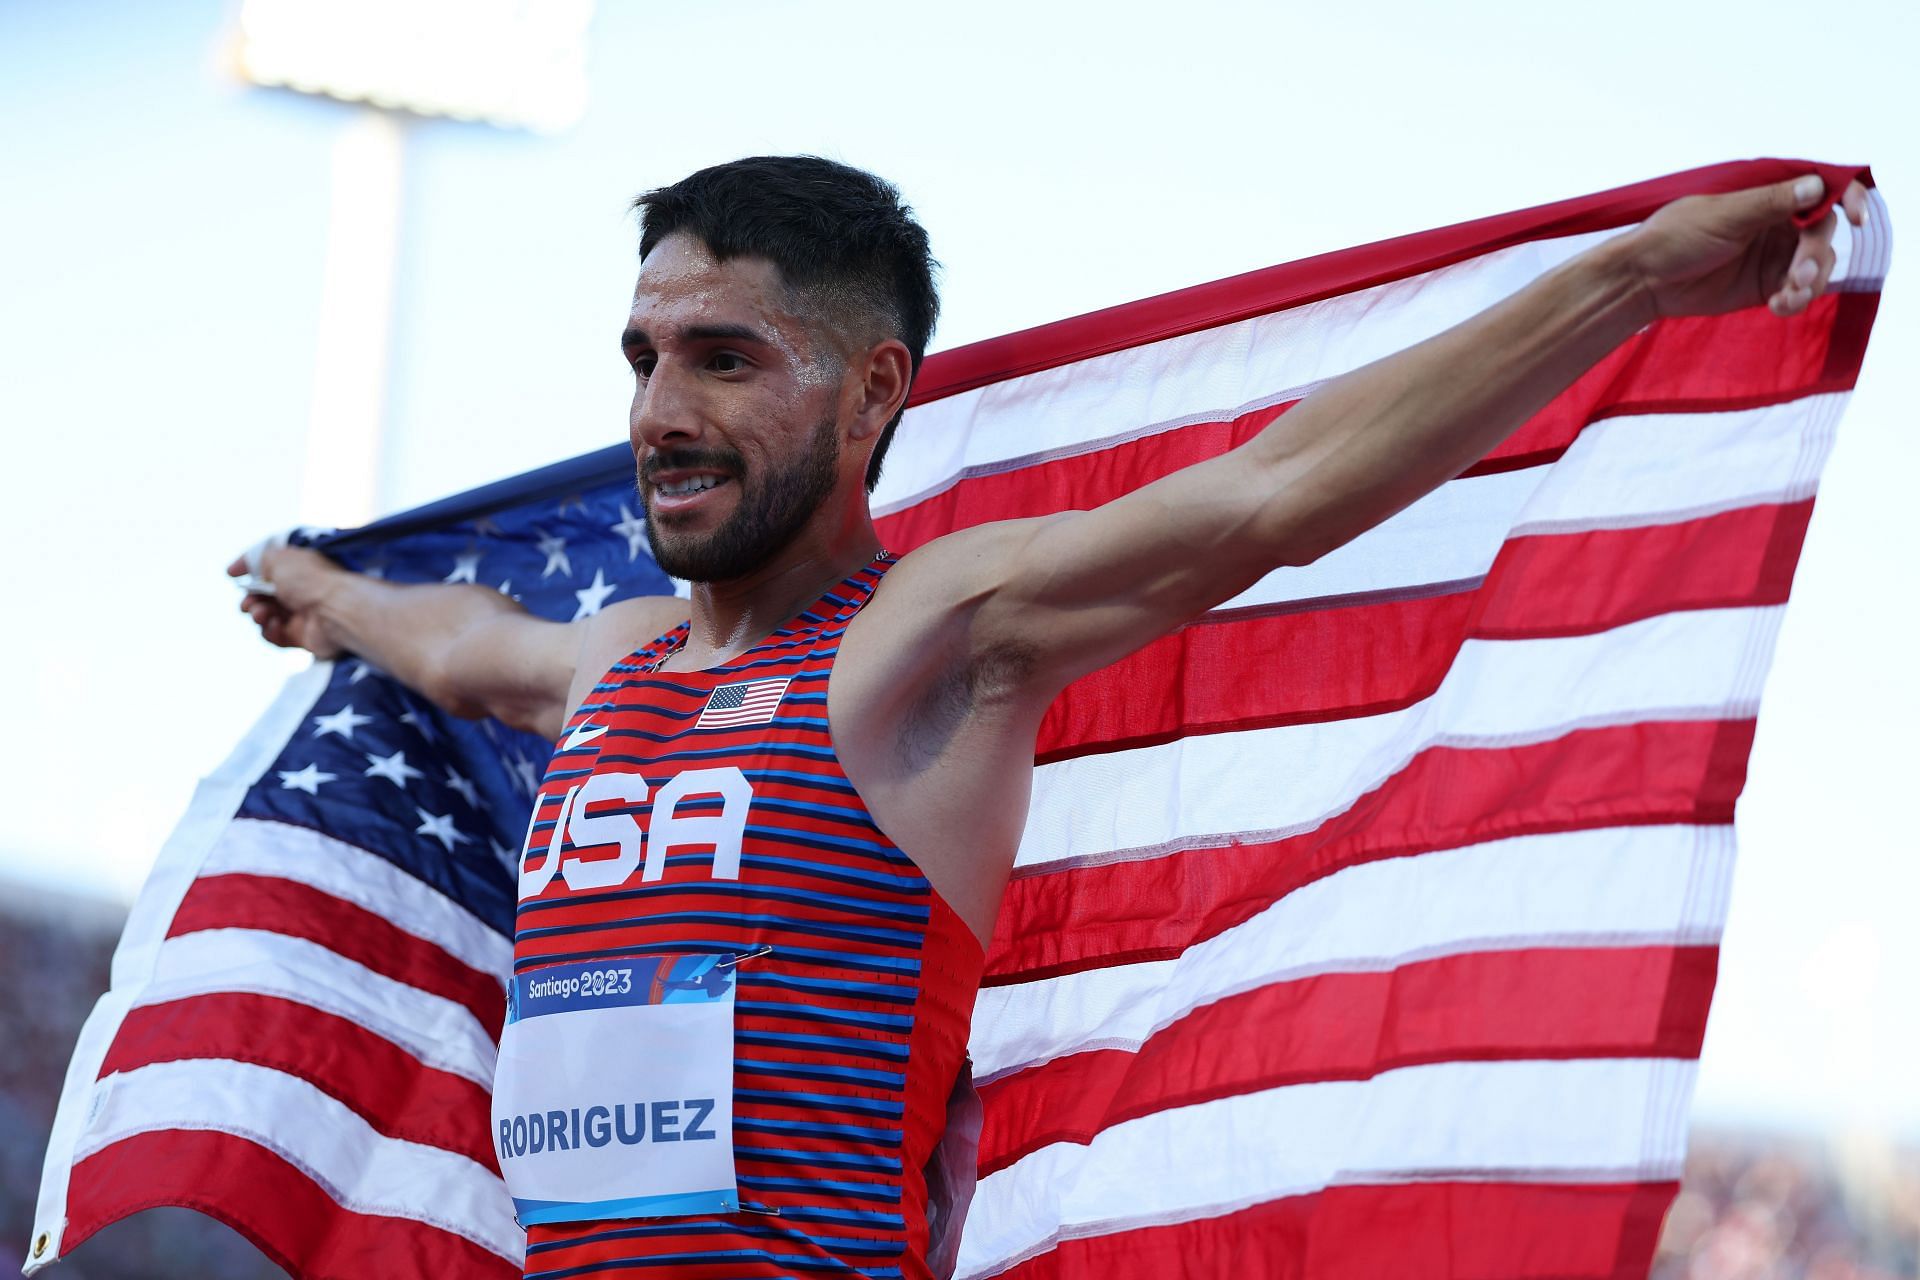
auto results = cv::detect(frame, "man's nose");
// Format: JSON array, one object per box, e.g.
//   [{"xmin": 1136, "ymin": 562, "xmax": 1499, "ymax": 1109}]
[{"xmin": 630, "ymin": 361, "xmax": 705, "ymax": 451}]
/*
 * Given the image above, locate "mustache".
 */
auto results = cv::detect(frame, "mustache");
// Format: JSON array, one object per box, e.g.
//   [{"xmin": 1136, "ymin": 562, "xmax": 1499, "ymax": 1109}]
[{"xmin": 641, "ymin": 447, "xmax": 745, "ymax": 481}]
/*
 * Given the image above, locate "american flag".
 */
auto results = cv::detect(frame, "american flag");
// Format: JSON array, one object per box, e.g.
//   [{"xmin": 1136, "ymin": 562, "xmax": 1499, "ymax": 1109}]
[
  {"xmin": 696, "ymin": 678, "xmax": 794, "ymax": 729},
  {"xmin": 30, "ymin": 158, "xmax": 1885, "ymax": 1280}
]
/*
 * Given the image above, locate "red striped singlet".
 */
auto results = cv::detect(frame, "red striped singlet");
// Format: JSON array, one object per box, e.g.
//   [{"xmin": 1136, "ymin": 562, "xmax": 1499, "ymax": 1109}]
[{"xmin": 513, "ymin": 554, "xmax": 987, "ymax": 1280}]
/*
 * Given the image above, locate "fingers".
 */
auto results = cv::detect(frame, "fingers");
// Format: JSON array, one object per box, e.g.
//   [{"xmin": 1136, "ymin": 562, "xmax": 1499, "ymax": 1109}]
[
  {"xmin": 1777, "ymin": 173, "xmax": 1873, "ymax": 227},
  {"xmin": 1841, "ymin": 179, "xmax": 1868, "ymax": 228},
  {"xmin": 1763, "ymin": 173, "xmax": 1869, "ymax": 316},
  {"xmin": 1783, "ymin": 173, "xmax": 1869, "ymax": 228},
  {"xmin": 239, "ymin": 593, "xmax": 298, "ymax": 647},
  {"xmin": 226, "ymin": 554, "xmax": 248, "ymax": 578},
  {"xmin": 1769, "ymin": 210, "xmax": 1839, "ymax": 316}
]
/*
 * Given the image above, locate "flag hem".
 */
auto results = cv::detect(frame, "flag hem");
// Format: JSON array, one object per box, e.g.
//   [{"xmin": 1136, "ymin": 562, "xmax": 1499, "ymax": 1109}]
[{"xmin": 907, "ymin": 159, "xmax": 1875, "ymax": 407}]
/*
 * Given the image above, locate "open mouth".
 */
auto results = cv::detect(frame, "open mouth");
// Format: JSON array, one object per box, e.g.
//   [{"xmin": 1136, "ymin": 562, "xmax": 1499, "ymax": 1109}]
[{"xmin": 649, "ymin": 471, "xmax": 735, "ymax": 512}]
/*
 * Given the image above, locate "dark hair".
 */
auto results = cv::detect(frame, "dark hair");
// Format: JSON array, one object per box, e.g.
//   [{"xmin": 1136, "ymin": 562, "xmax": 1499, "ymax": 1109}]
[{"xmin": 633, "ymin": 156, "xmax": 939, "ymax": 492}]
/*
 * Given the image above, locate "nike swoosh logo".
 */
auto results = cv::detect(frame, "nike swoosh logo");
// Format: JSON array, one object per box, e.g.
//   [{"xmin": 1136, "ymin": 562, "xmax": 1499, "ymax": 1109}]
[{"xmin": 564, "ymin": 721, "xmax": 610, "ymax": 750}]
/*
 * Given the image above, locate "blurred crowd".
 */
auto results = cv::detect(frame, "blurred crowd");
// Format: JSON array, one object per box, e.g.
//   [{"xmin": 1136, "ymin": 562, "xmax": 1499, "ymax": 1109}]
[
  {"xmin": 1656, "ymin": 1132, "xmax": 1920, "ymax": 1280},
  {"xmin": 2, "ymin": 884, "xmax": 1913, "ymax": 1278}
]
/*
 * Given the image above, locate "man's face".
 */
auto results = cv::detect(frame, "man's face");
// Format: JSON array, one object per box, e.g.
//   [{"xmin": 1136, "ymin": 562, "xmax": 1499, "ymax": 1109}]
[{"xmin": 623, "ymin": 234, "xmax": 850, "ymax": 582}]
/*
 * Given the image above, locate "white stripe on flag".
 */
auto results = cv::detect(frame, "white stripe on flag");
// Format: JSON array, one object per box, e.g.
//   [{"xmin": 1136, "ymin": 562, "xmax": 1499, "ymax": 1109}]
[
  {"xmin": 970, "ymin": 823, "xmax": 1733, "ymax": 1079},
  {"xmin": 957, "ymin": 1056, "xmax": 1697, "ymax": 1280},
  {"xmin": 877, "ymin": 229, "xmax": 1624, "ymax": 512},
  {"xmin": 136, "ymin": 929, "xmax": 497, "ymax": 1086},
  {"xmin": 1218, "ymin": 394, "xmax": 1838, "ymax": 614},
  {"xmin": 73, "ymin": 1058, "xmax": 522, "ymax": 1264},
  {"xmin": 1018, "ymin": 604, "xmax": 1782, "ymax": 870},
  {"xmin": 199, "ymin": 818, "xmax": 512, "ymax": 982}
]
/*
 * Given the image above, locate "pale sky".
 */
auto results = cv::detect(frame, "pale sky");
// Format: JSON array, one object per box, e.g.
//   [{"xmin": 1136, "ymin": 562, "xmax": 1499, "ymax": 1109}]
[{"xmin": 1, "ymin": 0, "xmax": 1913, "ymax": 1138}]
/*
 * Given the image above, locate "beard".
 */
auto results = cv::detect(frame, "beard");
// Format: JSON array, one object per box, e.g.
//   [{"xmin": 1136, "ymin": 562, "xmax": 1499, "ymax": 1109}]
[{"xmin": 641, "ymin": 413, "xmax": 841, "ymax": 582}]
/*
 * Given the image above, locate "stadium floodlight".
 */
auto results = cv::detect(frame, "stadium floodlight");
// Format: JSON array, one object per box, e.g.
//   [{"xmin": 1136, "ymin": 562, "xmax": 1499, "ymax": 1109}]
[{"xmin": 236, "ymin": 0, "xmax": 593, "ymax": 133}]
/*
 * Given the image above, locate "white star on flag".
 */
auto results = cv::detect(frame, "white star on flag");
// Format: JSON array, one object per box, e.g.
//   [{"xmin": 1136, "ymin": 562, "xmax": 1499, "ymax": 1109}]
[
  {"xmin": 445, "ymin": 767, "xmax": 480, "ymax": 807},
  {"xmin": 611, "ymin": 503, "xmax": 648, "ymax": 560},
  {"xmin": 363, "ymin": 749, "xmax": 425, "ymax": 789},
  {"xmin": 398, "ymin": 707, "xmax": 438, "ymax": 743},
  {"xmin": 276, "ymin": 764, "xmax": 337, "ymax": 795},
  {"xmin": 443, "ymin": 549, "xmax": 481, "ymax": 584},
  {"xmin": 573, "ymin": 568, "xmax": 617, "ymax": 620},
  {"xmin": 509, "ymin": 754, "xmax": 542, "ymax": 795},
  {"xmin": 413, "ymin": 808, "xmax": 472, "ymax": 852},
  {"xmin": 537, "ymin": 531, "xmax": 572, "ymax": 578},
  {"xmin": 311, "ymin": 705, "xmax": 374, "ymax": 741}
]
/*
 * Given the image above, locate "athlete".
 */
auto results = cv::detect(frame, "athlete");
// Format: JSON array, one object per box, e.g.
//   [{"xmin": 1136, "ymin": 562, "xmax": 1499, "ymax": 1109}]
[{"xmin": 232, "ymin": 156, "xmax": 1867, "ymax": 1279}]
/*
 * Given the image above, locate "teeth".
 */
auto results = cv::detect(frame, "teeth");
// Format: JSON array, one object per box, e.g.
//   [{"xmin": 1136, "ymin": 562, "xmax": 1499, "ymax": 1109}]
[{"xmin": 658, "ymin": 475, "xmax": 724, "ymax": 496}]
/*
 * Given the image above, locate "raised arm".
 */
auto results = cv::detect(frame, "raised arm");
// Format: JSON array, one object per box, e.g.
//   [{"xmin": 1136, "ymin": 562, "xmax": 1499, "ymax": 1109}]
[
  {"xmin": 230, "ymin": 545, "xmax": 687, "ymax": 740},
  {"xmin": 892, "ymin": 174, "xmax": 1869, "ymax": 699}
]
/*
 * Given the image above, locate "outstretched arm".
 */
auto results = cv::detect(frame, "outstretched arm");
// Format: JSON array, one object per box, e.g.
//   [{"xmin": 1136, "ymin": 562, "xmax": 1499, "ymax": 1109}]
[
  {"xmin": 230, "ymin": 545, "xmax": 686, "ymax": 740},
  {"xmin": 894, "ymin": 174, "xmax": 1869, "ymax": 698}
]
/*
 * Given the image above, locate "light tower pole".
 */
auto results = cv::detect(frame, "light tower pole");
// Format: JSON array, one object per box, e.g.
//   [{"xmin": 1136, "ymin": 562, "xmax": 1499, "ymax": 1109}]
[{"xmin": 233, "ymin": 0, "xmax": 593, "ymax": 528}]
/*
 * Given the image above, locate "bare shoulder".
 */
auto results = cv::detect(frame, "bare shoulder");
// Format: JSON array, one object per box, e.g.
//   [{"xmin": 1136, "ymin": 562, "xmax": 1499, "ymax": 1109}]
[{"xmin": 563, "ymin": 594, "xmax": 690, "ymax": 720}]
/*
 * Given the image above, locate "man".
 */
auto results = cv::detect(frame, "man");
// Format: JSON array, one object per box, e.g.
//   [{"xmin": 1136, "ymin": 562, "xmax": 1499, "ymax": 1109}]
[{"xmin": 233, "ymin": 155, "xmax": 1866, "ymax": 1279}]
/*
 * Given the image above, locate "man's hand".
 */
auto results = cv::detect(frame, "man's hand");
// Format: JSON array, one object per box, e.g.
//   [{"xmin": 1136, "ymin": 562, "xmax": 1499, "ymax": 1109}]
[
  {"xmin": 1625, "ymin": 174, "xmax": 1869, "ymax": 321},
  {"xmin": 228, "ymin": 544, "xmax": 350, "ymax": 659}
]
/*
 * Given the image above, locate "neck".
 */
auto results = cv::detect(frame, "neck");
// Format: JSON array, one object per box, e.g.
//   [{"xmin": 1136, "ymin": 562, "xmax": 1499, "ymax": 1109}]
[{"xmin": 675, "ymin": 503, "xmax": 882, "ymax": 669}]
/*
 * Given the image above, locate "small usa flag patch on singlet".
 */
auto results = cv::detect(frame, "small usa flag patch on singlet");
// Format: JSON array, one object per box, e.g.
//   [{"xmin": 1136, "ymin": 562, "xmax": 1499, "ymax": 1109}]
[{"xmin": 697, "ymin": 678, "xmax": 792, "ymax": 729}]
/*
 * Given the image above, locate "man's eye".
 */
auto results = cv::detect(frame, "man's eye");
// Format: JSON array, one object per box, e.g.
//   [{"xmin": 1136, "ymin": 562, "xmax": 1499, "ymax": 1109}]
[
  {"xmin": 632, "ymin": 355, "xmax": 655, "ymax": 378},
  {"xmin": 709, "ymin": 352, "xmax": 746, "ymax": 373}
]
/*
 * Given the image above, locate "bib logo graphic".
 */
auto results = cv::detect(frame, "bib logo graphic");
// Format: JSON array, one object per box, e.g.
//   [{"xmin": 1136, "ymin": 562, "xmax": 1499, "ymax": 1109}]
[{"xmin": 516, "ymin": 767, "xmax": 753, "ymax": 899}]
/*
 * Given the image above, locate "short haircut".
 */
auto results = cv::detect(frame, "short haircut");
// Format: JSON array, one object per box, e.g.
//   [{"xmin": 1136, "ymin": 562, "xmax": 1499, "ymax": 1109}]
[{"xmin": 633, "ymin": 156, "xmax": 940, "ymax": 492}]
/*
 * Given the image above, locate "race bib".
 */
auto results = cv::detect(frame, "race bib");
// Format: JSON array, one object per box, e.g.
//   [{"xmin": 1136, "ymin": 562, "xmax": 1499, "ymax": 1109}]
[{"xmin": 492, "ymin": 953, "xmax": 738, "ymax": 1226}]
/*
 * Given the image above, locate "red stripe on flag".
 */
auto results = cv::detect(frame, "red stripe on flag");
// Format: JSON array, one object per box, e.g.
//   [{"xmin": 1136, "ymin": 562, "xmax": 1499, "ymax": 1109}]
[
  {"xmin": 990, "ymin": 718, "xmax": 1753, "ymax": 984},
  {"xmin": 1476, "ymin": 499, "xmax": 1815, "ymax": 640},
  {"xmin": 883, "ymin": 289, "xmax": 1866, "ymax": 553},
  {"xmin": 989, "ymin": 1179, "xmax": 1677, "ymax": 1280},
  {"xmin": 166, "ymin": 873, "xmax": 505, "ymax": 1039},
  {"xmin": 879, "ymin": 401, "xmax": 1288, "ymax": 552},
  {"xmin": 99, "ymin": 993, "xmax": 498, "ymax": 1170},
  {"xmin": 977, "ymin": 944, "xmax": 1717, "ymax": 1176},
  {"xmin": 1036, "ymin": 585, "xmax": 1472, "ymax": 765},
  {"xmin": 1466, "ymin": 291, "xmax": 1868, "ymax": 477},
  {"xmin": 63, "ymin": 1129, "xmax": 517, "ymax": 1280},
  {"xmin": 1032, "ymin": 499, "xmax": 1807, "ymax": 766}
]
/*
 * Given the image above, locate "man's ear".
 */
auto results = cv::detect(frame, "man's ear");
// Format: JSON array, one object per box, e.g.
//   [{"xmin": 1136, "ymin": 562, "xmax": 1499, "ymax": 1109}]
[{"xmin": 847, "ymin": 339, "xmax": 913, "ymax": 444}]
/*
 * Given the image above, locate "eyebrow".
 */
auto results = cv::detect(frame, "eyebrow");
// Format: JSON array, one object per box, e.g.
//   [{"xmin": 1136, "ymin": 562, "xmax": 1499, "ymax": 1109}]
[{"xmin": 620, "ymin": 322, "xmax": 771, "ymax": 350}]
